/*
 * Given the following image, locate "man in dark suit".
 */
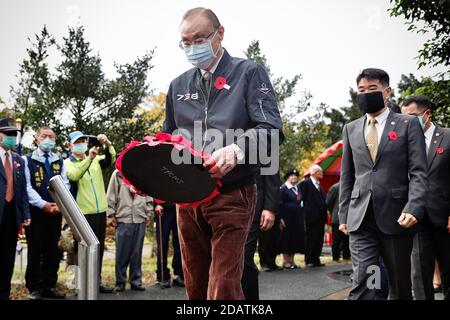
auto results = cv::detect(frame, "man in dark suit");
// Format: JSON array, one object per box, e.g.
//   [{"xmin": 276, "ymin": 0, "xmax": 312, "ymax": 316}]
[
  {"xmin": 327, "ymin": 182, "xmax": 350, "ymax": 261},
  {"xmin": 401, "ymin": 95, "xmax": 450, "ymax": 300},
  {"xmin": 300, "ymin": 164, "xmax": 327, "ymax": 267},
  {"xmin": 339, "ymin": 68, "xmax": 428, "ymax": 300},
  {"xmin": 0, "ymin": 118, "xmax": 31, "ymax": 300},
  {"xmin": 241, "ymin": 170, "xmax": 280, "ymax": 300}
]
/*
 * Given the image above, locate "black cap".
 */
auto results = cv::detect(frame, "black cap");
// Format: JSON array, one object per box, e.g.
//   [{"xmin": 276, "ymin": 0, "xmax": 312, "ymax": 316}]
[
  {"xmin": 0, "ymin": 118, "xmax": 20, "ymax": 132},
  {"xmin": 284, "ymin": 168, "xmax": 299, "ymax": 180}
]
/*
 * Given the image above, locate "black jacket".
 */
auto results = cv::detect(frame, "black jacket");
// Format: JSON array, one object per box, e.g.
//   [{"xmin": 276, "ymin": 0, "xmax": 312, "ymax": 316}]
[
  {"xmin": 425, "ymin": 125, "xmax": 450, "ymax": 227},
  {"xmin": 326, "ymin": 182, "xmax": 340, "ymax": 225},
  {"xmin": 256, "ymin": 171, "xmax": 281, "ymax": 217},
  {"xmin": 163, "ymin": 49, "xmax": 283, "ymax": 192},
  {"xmin": 299, "ymin": 178, "xmax": 327, "ymax": 224}
]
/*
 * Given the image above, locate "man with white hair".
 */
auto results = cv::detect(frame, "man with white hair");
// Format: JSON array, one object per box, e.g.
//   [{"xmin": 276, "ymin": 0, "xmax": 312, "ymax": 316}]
[{"xmin": 299, "ymin": 164, "xmax": 327, "ymax": 267}]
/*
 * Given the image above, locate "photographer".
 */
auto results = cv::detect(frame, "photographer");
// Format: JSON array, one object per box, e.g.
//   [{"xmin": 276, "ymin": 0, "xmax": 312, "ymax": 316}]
[{"xmin": 65, "ymin": 131, "xmax": 116, "ymax": 293}]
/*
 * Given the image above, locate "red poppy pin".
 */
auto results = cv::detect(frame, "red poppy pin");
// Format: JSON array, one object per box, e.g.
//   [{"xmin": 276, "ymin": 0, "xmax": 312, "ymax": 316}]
[
  {"xmin": 388, "ymin": 131, "xmax": 398, "ymax": 141},
  {"xmin": 214, "ymin": 76, "xmax": 230, "ymax": 90},
  {"xmin": 437, "ymin": 147, "xmax": 444, "ymax": 155},
  {"xmin": 13, "ymin": 161, "xmax": 21, "ymax": 169}
]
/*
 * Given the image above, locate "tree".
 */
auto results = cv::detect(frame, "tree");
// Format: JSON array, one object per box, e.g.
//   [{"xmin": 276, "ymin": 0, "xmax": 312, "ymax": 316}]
[
  {"xmin": 323, "ymin": 88, "xmax": 363, "ymax": 143},
  {"xmin": 396, "ymin": 73, "xmax": 450, "ymax": 127},
  {"xmin": 390, "ymin": 0, "xmax": 450, "ymax": 73},
  {"xmin": 11, "ymin": 25, "xmax": 155, "ymax": 151},
  {"xmin": 244, "ymin": 41, "xmax": 330, "ymax": 176}
]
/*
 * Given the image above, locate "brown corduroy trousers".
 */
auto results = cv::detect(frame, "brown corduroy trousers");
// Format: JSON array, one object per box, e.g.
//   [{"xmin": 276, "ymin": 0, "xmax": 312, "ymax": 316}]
[{"xmin": 178, "ymin": 184, "xmax": 257, "ymax": 300}]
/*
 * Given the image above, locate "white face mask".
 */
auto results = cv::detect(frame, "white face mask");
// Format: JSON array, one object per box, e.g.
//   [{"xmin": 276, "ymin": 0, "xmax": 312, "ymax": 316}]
[
  {"xmin": 184, "ymin": 30, "xmax": 220, "ymax": 70},
  {"xmin": 73, "ymin": 142, "xmax": 88, "ymax": 154}
]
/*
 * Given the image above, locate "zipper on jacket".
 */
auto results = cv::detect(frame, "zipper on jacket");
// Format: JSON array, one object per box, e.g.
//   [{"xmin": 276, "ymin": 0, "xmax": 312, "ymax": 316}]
[
  {"xmin": 258, "ymin": 99, "xmax": 267, "ymax": 121},
  {"xmin": 202, "ymin": 75, "xmax": 212, "ymax": 150},
  {"xmin": 87, "ymin": 169, "xmax": 100, "ymax": 214}
]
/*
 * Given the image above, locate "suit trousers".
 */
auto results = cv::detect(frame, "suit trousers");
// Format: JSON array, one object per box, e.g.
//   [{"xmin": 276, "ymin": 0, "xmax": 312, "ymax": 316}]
[
  {"xmin": 305, "ymin": 222, "xmax": 325, "ymax": 265},
  {"xmin": 241, "ymin": 205, "xmax": 262, "ymax": 300},
  {"xmin": 25, "ymin": 207, "xmax": 62, "ymax": 292},
  {"xmin": 0, "ymin": 201, "xmax": 18, "ymax": 300},
  {"xmin": 331, "ymin": 223, "xmax": 350, "ymax": 261},
  {"xmin": 257, "ymin": 216, "xmax": 280, "ymax": 268},
  {"xmin": 411, "ymin": 214, "xmax": 450, "ymax": 300},
  {"xmin": 178, "ymin": 184, "xmax": 256, "ymax": 300},
  {"xmin": 349, "ymin": 202, "xmax": 414, "ymax": 300},
  {"xmin": 155, "ymin": 209, "xmax": 183, "ymax": 282}
]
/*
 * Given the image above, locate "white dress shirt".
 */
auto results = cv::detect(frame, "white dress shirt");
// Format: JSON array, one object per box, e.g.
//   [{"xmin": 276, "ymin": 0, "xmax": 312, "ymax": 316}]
[
  {"xmin": 285, "ymin": 181, "xmax": 298, "ymax": 193},
  {"xmin": 23, "ymin": 148, "xmax": 71, "ymax": 209},
  {"xmin": 310, "ymin": 176, "xmax": 321, "ymax": 191},
  {"xmin": 364, "ymin": 107, "xmax": 390, "ymax": 144},
  {"xmin": 424, "ymin": 122, "xmax": 436, "ymax": 154}
]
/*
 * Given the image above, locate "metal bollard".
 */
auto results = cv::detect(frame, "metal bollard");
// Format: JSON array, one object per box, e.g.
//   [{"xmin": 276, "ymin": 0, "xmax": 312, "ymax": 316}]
[{"xmin": 48, "ymin": 175, "xmax": 99, "ymax": 300}]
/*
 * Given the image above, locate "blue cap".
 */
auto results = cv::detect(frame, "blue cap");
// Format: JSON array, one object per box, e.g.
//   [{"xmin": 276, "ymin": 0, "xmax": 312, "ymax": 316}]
[{"xmin": 68, "ymin": 131, "xmax": 87, "ymax": 144}]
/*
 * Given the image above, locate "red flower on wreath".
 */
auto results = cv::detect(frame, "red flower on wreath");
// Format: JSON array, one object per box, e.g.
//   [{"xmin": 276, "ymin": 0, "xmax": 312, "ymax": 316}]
[
  {"xmin": 214, "ymin": 76, "xmax": 227, "ymax": 90},
  {"xmin": 388, "ymin": 131, "xmax": 398, "ymax": 141},
  {"xmin": 437, "ymin": 147, "xmax": 444, "ymax": 155}
]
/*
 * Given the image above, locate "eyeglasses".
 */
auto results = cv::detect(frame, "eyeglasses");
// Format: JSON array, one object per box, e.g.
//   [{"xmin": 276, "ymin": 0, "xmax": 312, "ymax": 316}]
[{"xmin": 179, "ymin": 29, "xmax": 218, "ymax": 50}]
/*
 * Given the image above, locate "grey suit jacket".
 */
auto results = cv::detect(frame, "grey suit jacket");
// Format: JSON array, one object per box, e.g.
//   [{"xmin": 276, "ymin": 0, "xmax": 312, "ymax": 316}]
[
  {"xmin": 338, "ymin": 111, "xmax": 428, "ymax": 235},
  {"xmin": 425, "ymin": 125, "xmax": 450, "ymax": 227}
]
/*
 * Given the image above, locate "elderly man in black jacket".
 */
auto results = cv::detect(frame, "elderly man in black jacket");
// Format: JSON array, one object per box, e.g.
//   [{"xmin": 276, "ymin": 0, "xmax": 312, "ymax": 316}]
[{"xmin": 300, "ymin": 165, "xmax": 328, "ymax": 267}]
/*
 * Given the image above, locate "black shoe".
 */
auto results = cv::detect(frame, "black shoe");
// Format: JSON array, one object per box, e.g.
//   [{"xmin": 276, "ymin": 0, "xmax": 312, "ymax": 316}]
[
  {"xmin": 172, "ymin": 277, "xmax": 185, "ymax": 287},
  {"xmin": 434, "ymin": 285, "xmax": 442, "ymax": 293},
  {"xmin": 41, "ymin": 288, "xmax": 66, "ymax": 299},
  {"xmin": 130, "ymin": 284, "xmax": 146, "ymax": 291},
  {"xmin": 261, "ymin": 266, "xmax": 272, "ymax": 272},
  {"xmin": 155, "ymin": 280, "xmax": 171, "ymax": 289},
  {"xmin": 312, "ymin": 263, "xmax": 325, "ymax": 267},
  {"xmin": 99, "ymin": 285, "xmax": 114, "ymax": 293},
  {"xmin": 27, "ymin": 291, "xmax": 43, "ymax": 300},
  {"xmin": 114, "ymin": 284, "xmax": 125, "ymax": 292},
  {"xmin": 283, "ymin": 263, "xmax": 295, "ymax": 269},
  {"xmin": 269, "ymin": 265, "xmax": 283, "ymax": 271}
]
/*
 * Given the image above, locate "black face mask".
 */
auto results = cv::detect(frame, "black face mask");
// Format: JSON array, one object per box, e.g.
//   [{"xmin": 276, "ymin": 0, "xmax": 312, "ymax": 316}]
[{"xmin": 357, "ymin": 91, "xmax": 385, "ymax": 114}]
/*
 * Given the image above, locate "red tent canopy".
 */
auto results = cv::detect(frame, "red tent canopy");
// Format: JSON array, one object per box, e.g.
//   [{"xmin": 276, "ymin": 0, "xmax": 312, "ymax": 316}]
[{"xmin": 304, "ymin": 140, "xmax": 343, "ymax": 193}]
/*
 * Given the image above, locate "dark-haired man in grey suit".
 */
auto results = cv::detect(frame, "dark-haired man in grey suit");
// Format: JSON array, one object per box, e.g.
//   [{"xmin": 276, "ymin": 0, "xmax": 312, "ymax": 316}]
[
  {"xmin": 402, "ymin": 95, "xmax": 450, "ymax": 300},
  {"xmin": 339, "ymin": 68, "xmax": 428, "ymax": 300}
]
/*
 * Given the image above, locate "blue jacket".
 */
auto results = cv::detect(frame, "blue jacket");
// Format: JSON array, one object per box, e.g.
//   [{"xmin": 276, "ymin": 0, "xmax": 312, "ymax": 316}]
[
  {"xmin": 0, "ymin": 152, "xmax": 31, "ymax": 227},
  {"xmin": 163, "ymin": 49, "xmax": 283, "ymax": 192}
]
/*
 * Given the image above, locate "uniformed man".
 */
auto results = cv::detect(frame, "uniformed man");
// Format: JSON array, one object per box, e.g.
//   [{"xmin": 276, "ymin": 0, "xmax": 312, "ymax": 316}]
[
  {"xmin": 0, "ymin": 118, "xmax": 30, "ymax": 300},
  {"xmin": 23, "ymin": 126, "xmax": 71, "ymax": 300},
  {"xmin": 163, "ymin": 7, "xmax": 282, "ymax": 300}
]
